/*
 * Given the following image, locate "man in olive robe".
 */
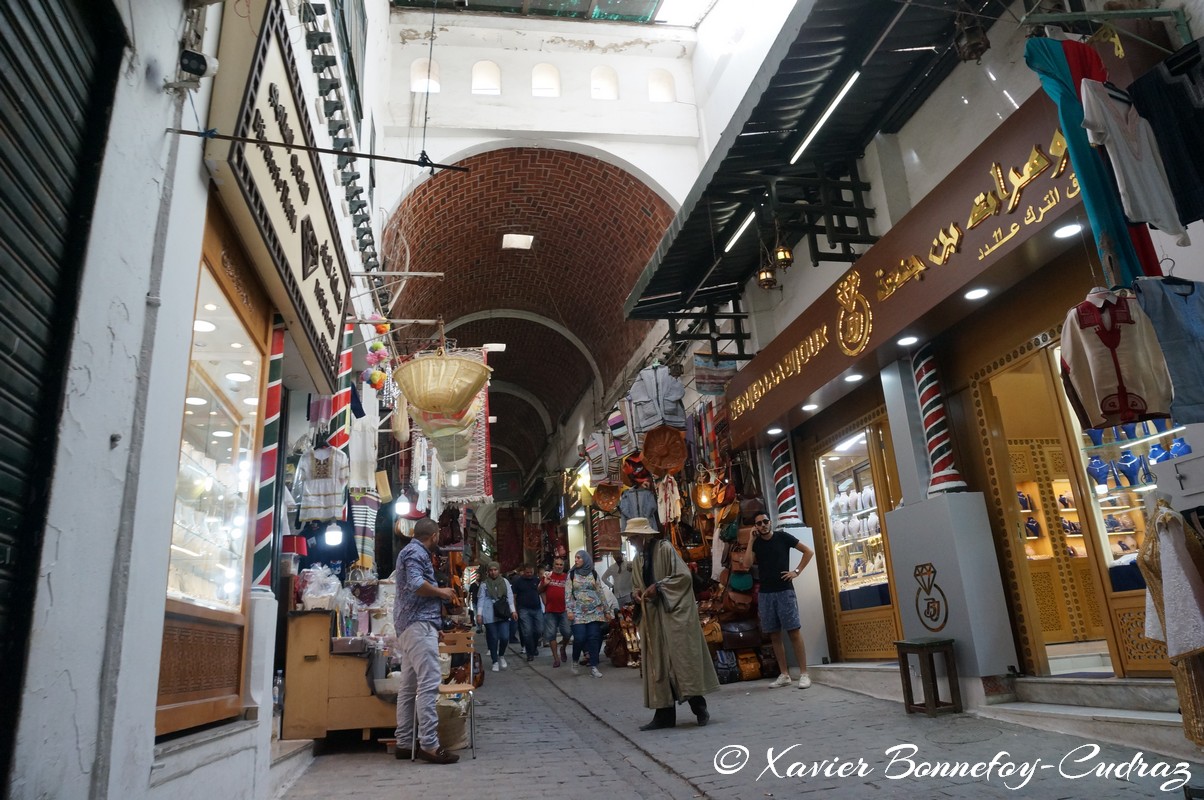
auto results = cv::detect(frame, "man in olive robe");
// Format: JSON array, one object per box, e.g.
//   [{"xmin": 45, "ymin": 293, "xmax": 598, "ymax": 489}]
[{"xmin": 627, "ymin": 517, "xmax": 719, "ymax": 730}]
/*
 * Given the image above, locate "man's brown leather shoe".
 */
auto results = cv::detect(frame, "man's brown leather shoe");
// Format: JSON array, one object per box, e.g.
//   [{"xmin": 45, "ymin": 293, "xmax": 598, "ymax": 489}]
[
  {"xmin": 415, "ymin": 746, "xmax": 459, "ymax": 764},
  {"xmin": 393, "ymin": 747, "xmax": 412, "ymax": 760}
]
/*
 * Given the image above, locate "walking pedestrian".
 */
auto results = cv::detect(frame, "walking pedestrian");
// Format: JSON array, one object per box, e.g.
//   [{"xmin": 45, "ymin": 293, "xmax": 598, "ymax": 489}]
[
  {"xmin": 602, "ymin": 549, "xmax": 635, "ymax": 607},
  {"xmin": 540, "ymin": 556, "xmax": 572, "ymax": 667},
  {"xmin": 743, "ymin": 511, "xmax": 814, "ymax": 689},
  {"xmin": 392, "ymin": 517, "xmax": 460, "ymax": 764},
  {"xmin": 511, "ymin": 563, "xmax": 544, "ymax": 661},
  {"xmin": 477, "ymin": 562, "xmax": 517, "ymax": 672},
  {"xmin": 566, "ymin": 549, "xmax": 611, "ymax": 678},
  {"xmin": 627, "ymin": 517, "xmax": 719, "ymax": 730}
]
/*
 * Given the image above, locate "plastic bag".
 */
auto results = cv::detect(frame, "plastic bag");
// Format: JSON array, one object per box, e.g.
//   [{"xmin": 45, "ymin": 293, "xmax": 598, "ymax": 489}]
[{"xmin": 301, "ymin": 564, "xmax": 341, "ymax": 610}]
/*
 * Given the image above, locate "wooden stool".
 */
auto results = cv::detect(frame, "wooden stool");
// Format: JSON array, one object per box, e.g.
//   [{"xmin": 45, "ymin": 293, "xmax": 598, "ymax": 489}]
[{"xmin": 894, "ymin": 637, "xmax": 962, "ymax": 717}]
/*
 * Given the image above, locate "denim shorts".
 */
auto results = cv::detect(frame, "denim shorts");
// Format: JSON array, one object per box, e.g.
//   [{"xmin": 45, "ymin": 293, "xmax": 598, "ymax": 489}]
[
  {"xmin": 758, "ymin": 589, "xmax": 801, "ymax": 634},
  {"xmin": 543, "ymin": 611, "xmax": 571, "ymax": 641}
]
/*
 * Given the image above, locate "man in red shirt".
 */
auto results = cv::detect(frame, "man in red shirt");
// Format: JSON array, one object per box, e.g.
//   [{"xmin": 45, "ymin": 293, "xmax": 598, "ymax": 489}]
[{"xmin": 539, "ymin": 556, "xmax": 572, "ymax": 667}]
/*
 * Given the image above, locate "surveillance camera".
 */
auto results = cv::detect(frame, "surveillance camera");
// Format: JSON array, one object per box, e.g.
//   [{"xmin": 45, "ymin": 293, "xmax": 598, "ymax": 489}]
[{"xmin": 180, "ymin": 50, "xmax": 218, "ymax": 78}]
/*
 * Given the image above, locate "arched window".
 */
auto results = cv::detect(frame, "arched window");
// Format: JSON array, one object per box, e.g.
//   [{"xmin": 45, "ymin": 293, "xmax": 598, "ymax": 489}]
[
  {"xmin": 471, "ymin": 60, "xmax": 501, "ymax": 95},
  {"xmin": 410, "ymin": 58, "xmax": 440, "ymax": 93},
  {"xmin": 531, "ymin": 63, "xmax": 560, "ymax": 98},
  {"xmin": 590, "ymin": 65, "xmax": 619, "ymax": 100},
  {"xmin": 648, "ymin": 69, "xmax": 675, "ymax": 103}
]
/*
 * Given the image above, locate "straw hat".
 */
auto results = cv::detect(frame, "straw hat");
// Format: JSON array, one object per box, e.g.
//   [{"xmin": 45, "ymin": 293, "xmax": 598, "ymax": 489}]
[{"xmin": 623, "ymin": 517, "xmax": 658, "ymax": 536}]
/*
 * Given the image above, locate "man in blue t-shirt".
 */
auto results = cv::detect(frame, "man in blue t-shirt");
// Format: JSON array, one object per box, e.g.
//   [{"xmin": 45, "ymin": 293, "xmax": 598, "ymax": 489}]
[{"xmin": 743, "ymin": 512, "xmax": 814, "ymax": 689}]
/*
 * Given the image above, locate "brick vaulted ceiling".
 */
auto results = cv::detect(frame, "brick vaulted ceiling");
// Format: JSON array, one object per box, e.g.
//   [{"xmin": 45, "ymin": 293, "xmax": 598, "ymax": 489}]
[{"xmin": 386, "ymin": 147, "xmax": 674, "ymax": 480}]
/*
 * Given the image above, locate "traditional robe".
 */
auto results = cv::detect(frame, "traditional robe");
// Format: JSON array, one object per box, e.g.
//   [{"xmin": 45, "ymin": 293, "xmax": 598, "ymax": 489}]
[{"xmin": 632, "ymin": 539, "xmax": 719, "ymax": 709}]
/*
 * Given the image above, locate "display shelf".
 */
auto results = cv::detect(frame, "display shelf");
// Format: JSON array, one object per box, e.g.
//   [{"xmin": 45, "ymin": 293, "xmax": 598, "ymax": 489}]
[{"xmin": 1081, "ymin": 425, "xmax": 1186, "ymax": 453}]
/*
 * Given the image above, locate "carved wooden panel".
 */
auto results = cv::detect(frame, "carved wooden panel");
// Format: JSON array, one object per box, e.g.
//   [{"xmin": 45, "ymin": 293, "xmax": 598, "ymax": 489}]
[
  {"xmin": 158, "ymin": 617, "xmax": 243, "ymax": 702},
  {"xmin": 1114, "ymin": 602, "xmax": 1170, "ymax": 675},
  {"xmin": 1029, "ymin": 559, "xmax": 1072, "ymax": 642},
  {"xmin": 1072, "ymin": 559, "xmax": 1107, "ymax": 636},
  {"xmin": 1008, "ymin": 446, "xmax": 1033, "ymax": 481},
  {"xmin": 838, "ymin": 611, "xmax": 899, "ymax": 660}
]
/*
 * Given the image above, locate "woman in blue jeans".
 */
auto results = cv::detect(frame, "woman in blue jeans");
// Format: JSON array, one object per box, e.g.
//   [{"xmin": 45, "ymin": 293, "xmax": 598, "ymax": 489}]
[
  {"xmin": 565, "ymin": 550, "xmax": 612, "ymax": 678},
  {"xmin": 476, "ymin": 562, "xmax": 516, "ymax": 671}
]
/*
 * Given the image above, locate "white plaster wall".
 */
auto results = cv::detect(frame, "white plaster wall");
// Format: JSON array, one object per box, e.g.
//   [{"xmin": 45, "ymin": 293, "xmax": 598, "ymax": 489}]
[{"xmin": 10, "ymin": 1, "xmax": 214, "ymax": 796}]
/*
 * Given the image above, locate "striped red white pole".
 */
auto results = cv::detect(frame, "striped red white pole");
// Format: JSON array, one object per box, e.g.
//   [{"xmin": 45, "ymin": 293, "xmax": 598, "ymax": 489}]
[
  {"xmin": 252, "ymin": 318, "xmax": 286, "ymax": 587},
  {"xmin": 913, "ymin": 342, "xmax": 967, "ymax": 496},
  {"xmin": 327, "ymin": 324, "xmax": 355, "ymax": 452},
  {"xmin": 770, "ymin": 438, "xmax": 801, "ymax": 524}
]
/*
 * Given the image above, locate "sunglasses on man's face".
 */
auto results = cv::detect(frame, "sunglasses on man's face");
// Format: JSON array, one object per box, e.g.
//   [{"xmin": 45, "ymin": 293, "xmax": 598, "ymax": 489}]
[{"xmin": 755, "ymin": 520, "xmax": 770, "ymax": 526}]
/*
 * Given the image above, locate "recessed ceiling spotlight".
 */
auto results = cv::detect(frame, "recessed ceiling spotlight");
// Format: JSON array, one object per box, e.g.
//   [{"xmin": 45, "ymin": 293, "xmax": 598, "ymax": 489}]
[
  {"xmin": 230, "ymin": 342, "xmax": 243, "ymax": 349},
  {"xmin": 489, "ymin": 463, "xmax": 498, "ymax": 468},
  {"xmin": 243, "ymin": 398, "xmax": 259, "ymax": 406},
  {"xmin": 802, "ymin": 403, "xmax": 818, "ymax": 411},
  {"xmin": 844, "ymin": 373, "xmax": 864, "ymax": 383},
  {"xmin": 242, "ymin": 360, "xmax": 253, "ymax": 366},
  {"xmin": 1053, "ymin": 223, "xmax": 1082, "ymax": 239},
  {"xmin": 767, "ymin": 427, "xmax": 784, "ymax": 436},
  {"xmin": 193, "ymin": 320, "xmax": 216, "ymax": 333},
  {"xmin": 502, "ymin": 234, "xmax": 534, "ymax": 250},
  {"xmin": 213, "ymin": 430, "xmax": 234, "ymax": 438},
  {"xmin": 185, "ymin": 396, "xmax": 207, "ymax": 406},
  {"xmin": 225, "ymin": 372, "xmax": 252, "ymax": 382},
  {"xmin": 964, "ymin": 287, "xmax": 990, "ymax": 301},
  {"xmin": 897, "ymin": 336, "xmax": 919, "ymax": 346},
  {"xmin": 203, "ymin": 303, "xmax": 218, "ymax": 311},
  {"xmin": 209, "ymin": 410, "xmax": 217, "ymax": 415}
]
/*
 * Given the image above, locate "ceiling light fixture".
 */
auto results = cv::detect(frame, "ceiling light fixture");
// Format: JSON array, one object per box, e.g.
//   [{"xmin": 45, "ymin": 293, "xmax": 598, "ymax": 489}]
[
  {"xmin": 756, "ymin": 262, "xmax": 779, "ymax": 290},
  {"xmin": 489, "ymin": 463, "xmax": 498, "ymax": 469},
  {"xmin": 502, "ymin": 234, "xmax": 534, "ymax": 250},
  {"xmin": 324, "ymin": 522, "xmax": 343, "ymax": 546},
  {"xmin": 790, "ymin": 71, "xmax": 860, "ymax": 165},
  {"xmin": 844, "ymin": 373, "xmax": 864, "ymax": 383},
  {"xmin": 193, "ymin": 320, "xmax": 216, "ymax": 333},
  {"xmin": 802, "ymin": 403, "xmax": 818, "ymax": 411},
  {"xmin": 449, "ymin": 470, "xmax": 462, "ymax": 488},
  {"xmin": 230, "ymin": 342, "xmax": 243, "ymax": 349},
  {"xmin": 1054, "ymin": 223, "xmax": 1082, "ymax": 239},
  {"xmin": 185, "ymin": 396, "xmax": 207, "ymax": 406},
  {"xmin": 897, "ymin": 336, "xmax": 919, "ymax": 346},
  {"xmin": 243, "ymin": 398, "xmax": 259, "ymax": 406},
  {"xmin": 964, "ymin": 287, "xmax": 990, "ymax": 301},
  {"xmin": 767, "ymin": 427, "xmax": 784, "ymax": 436},
  {"xmin": 488, "ymin": 415, "xmax": 497, "ymax": 423},
  {"xmin": 213, "ymin": 430, "xmax": 234, "ymax": 438},
  {"xmin": 417, "ymin": 469, "xmax": 429, "ymax": 492},
  {"xmin": 724, "ymin": 210, "xmax": 757, "ymax": 253},
  {"xmin": 954, "ymin": 2, "xmax": 991, "ymax": 65},
  {"xmin": 203, "ymin": 303, "xmax": 218, "ymax": 311},
  {"xmin": 225, "ymin": 372, "xmax": 253, "ymax": 382}
]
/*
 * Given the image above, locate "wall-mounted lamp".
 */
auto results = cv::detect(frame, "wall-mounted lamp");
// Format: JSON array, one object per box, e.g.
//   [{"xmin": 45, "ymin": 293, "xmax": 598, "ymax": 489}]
[
  {"xmin": 756, "ymin": 263, "xmax": 779, "ymax": 290},
  {"xmin": 954, "ymin": 3, "xmax": 991, "ymax": 64},
  {"xmin": 773, "ymin": 244, "xmax": 794, "ymax": 269}
]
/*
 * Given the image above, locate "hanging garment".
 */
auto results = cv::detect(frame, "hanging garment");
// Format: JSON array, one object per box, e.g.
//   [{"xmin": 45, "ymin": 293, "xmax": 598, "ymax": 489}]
[
  {"xmin": 1080, "ymin": 79, "xmax": 1190, "ymax": 245},
  {"xmin": 1133, "ymin": 277, "xmax": 1204, "ymax": 423},
  {"xmin": 628, "ymin": 365, "xmax": 687, "ymax": 433},
  {"xmin": 1026, "ymin": 38, "xmax": 1146, "ymax": 284},
  {"xmin": 349, "ymin": 384, "xmax": 380, "ymax": 490},
  {"xmin": 294, "ymin": 446, "xmax": 350, "ymax": 522},
  {"xmin": 656, "ymin": 475, "xmax": 682, "ymax": 524},
  {"xmin": 1140, "ymin": 504, "xmax": 1204, "ymax": 657},
  {"xmin": 1128, "ymin": 38, "xmax": 1204, "ymax": 228},
  {"xmin": 1060, "ymin": 289, "xmax": 1173, "ymax": 428},
  {"xmin": 350, "ymin": 490, "xmax": 379, "ymax": 570},
  {"xmin": 619, "ymin": 486, "xmax": 659, "ymax": 531}
]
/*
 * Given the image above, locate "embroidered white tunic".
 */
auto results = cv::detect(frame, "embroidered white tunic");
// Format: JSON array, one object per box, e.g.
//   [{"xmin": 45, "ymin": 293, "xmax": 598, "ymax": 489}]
[
  {"xmin": 294, "ymin": 446, "xmax": 350, "ymax": 522},
  {"xmin": 1060, "ymin": 289, "xmax": 1173, "ymax": 428}
]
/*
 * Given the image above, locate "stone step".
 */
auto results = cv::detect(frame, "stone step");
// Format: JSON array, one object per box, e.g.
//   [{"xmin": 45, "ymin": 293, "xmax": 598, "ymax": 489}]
[
  {"xmin": 269, "ymin": 738, "xmax": 314, "ymax": 799},
  {"xmin": 973, "ymin": 702, "xmax": 1204, "ymax": 764},
  {"xmin": 1015, "ymin": 676, "xmax": 1179, "ymax": 712},
  {"xmin": 810, "ymin": 662, "xmax": 904, "ymax": 703}
]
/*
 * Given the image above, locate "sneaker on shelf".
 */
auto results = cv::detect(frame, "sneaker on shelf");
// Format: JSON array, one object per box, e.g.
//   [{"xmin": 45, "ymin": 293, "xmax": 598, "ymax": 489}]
[
  {"xmin": 499, "ymin": 657, "xmax": 508, "ymax": 670},
  {"xmin": 769, "ymin": 674, "xmax": 793, "ymax": 688},
  {"xmin": 590, "ymin": 667, "xmax": 603, "ymax": 678},
  {"xmin": 491, "ymin": 662, "xmax": 499, "ymax": 672},
  {"xmin": 797, "ymin": 673, "xmax": 812, "ymax": 689},
  {"xmin": 570, "ymin": 663, "xmax": 579, "ymax": 675}
]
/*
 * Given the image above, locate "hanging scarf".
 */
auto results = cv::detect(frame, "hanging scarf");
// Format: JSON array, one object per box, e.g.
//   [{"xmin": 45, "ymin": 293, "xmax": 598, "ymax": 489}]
[{"xmin": 484, "ymin": 562, "xmax": 508, "ymax": 599}]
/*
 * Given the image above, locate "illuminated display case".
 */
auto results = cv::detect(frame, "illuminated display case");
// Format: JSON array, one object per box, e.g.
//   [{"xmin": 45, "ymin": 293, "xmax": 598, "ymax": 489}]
[
  {"xmin": 167, "ymin": 266, "xmax": 264, "ymax": 610},
  {"xmin": 818, "ymin": 428, "xmax": 891, "ymax": 611}
]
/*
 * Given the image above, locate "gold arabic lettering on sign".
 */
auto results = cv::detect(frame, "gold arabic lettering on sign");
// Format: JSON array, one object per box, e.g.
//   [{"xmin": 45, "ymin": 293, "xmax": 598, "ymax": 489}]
[
  {"xmin": 876, "ymin": 256, "xmax": 926, "ymax": 301},
  {"xmin": 1049, "ymin": 130, "xmax": 1069, "ymax": 177},
  {"xmin": 1003, "ymin": 144, "xmax": 1052, "ymax": 213},
  {"xmin": 730, "ymin": 325, "xmax": 829, "ymax": 421},
  {"xmin": 928, "ymin": 222, "xmax": 964, "ymax": 267},
  {"xmin": 977, "ymin": 222, "xmax": 1021, "ymax": 261},
  {"xmin": 968, "ymin": 129, "xmax": 1071, "ymax": 229},
  {"xmin": 836, "ymin": 271, "xmax": 873, "ymax": 357}
]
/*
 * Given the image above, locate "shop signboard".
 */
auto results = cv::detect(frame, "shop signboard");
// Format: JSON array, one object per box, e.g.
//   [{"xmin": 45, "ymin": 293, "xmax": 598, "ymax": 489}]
[
  {"xmin": 726, "ymin": 93, "xmax": 1082, "ymax": 445},
  {"xmin": 205, "ymin": 1, "xmax": 350, "ymax": 393}
]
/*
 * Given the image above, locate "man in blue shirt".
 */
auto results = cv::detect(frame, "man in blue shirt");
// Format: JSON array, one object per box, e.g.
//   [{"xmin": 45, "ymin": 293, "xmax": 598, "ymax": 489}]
[{"xmin": 393, "ymin": 517, "xmax": 459, "ymax": 764}]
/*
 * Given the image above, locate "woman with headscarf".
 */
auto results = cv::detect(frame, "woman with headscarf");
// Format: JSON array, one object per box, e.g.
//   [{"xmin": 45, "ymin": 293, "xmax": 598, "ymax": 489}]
[
  {"xmin": 565, "ymin": 549, "xmax": 612, "ymax": 677},
  {"xmin": 476, "ymin": 562, "xmax": 517, "ymax": 671}
]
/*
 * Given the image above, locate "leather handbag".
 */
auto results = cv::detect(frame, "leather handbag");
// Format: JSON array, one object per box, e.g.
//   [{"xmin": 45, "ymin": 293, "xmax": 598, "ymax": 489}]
[
  {"xmin": 701, "ymin": 618, "xmax": 723, "ymax": 647},
  {"xmin": 720, "ymin": 619, "xmax": 759, "ymax": 651},
  {"xmin": 759, "ymin": 644, "xmax": 780, "ymax": 679},
  {"xmin": 736, "ymin": 649, "xmax": 762, "ymax": 682},
  {"xmin": 714, "ymin": 650, "xmax": 740, "ymax": 684},
  {"xmin": 721, "ymin": 588, "xmax": 754, "ymax": 616}
]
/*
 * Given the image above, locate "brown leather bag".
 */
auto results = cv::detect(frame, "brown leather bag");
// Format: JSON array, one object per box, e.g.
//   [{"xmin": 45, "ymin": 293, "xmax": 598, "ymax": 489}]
[
  {"xmin": 736, "ymin": 649, "xmax": 762, "ymax": 682},
  {"xmin": 701, "ymin": 618, "xmax": 723, "ymax": 646},
  {"xmin": 721, "ymin": 587, "xmax": 754, "ymax": 616},
  {"xmin": 720, "ymin": 619, "xmax": 759, "ymax": 651}
]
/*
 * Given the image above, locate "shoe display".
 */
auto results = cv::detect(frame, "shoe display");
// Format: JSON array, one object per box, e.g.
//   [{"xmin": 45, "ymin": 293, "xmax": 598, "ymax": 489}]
[
  {"xmin": 491, "ymin": 662, "xmax": 499, "ymax": 672},
  {"xmin": 797, "ymin": 674, "xmax": 812, "ymax": 689},
  {"xmin": 415, "ymin": 746, "xmax": 460, "ymax": 765},
  {"xmin": 499, "ymin": 657, "xmax": 508, "ymax": 669},
  {"xmin": 590, "ymin": 667, "xmax": 602, "ymax": 678},
  {"xmin": 769, "ymin": 674, "xmax": 793, "ymax": 688}
]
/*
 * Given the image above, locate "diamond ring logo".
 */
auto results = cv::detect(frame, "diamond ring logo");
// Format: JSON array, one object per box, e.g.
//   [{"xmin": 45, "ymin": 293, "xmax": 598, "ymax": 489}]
[{"xmin": 913, "ymin": 562, "xmax": 948, "ymax": 632}]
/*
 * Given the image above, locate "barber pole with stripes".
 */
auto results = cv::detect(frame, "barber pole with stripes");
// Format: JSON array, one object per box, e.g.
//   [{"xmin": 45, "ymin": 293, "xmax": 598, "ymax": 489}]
[
  {"xmin": 327, "ymin": 324, "xmax": 355, "ymax": 453},
  {"xmin": 770, "ymin": 437, "xmax": 801, "ymax": 524},
  {"xmin": 913, "ymin": 342, "xmax": 967, "ymax": 496},
  {"xmin": 252, "ymin": 318, "xmax": 286, "ymax": 587}
]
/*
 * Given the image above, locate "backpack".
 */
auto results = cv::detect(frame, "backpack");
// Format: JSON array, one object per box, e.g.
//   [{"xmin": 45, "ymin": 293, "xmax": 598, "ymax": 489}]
[{"xmin": 714, "ymin": 649, "xmax": 740, "ymax": 684}]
